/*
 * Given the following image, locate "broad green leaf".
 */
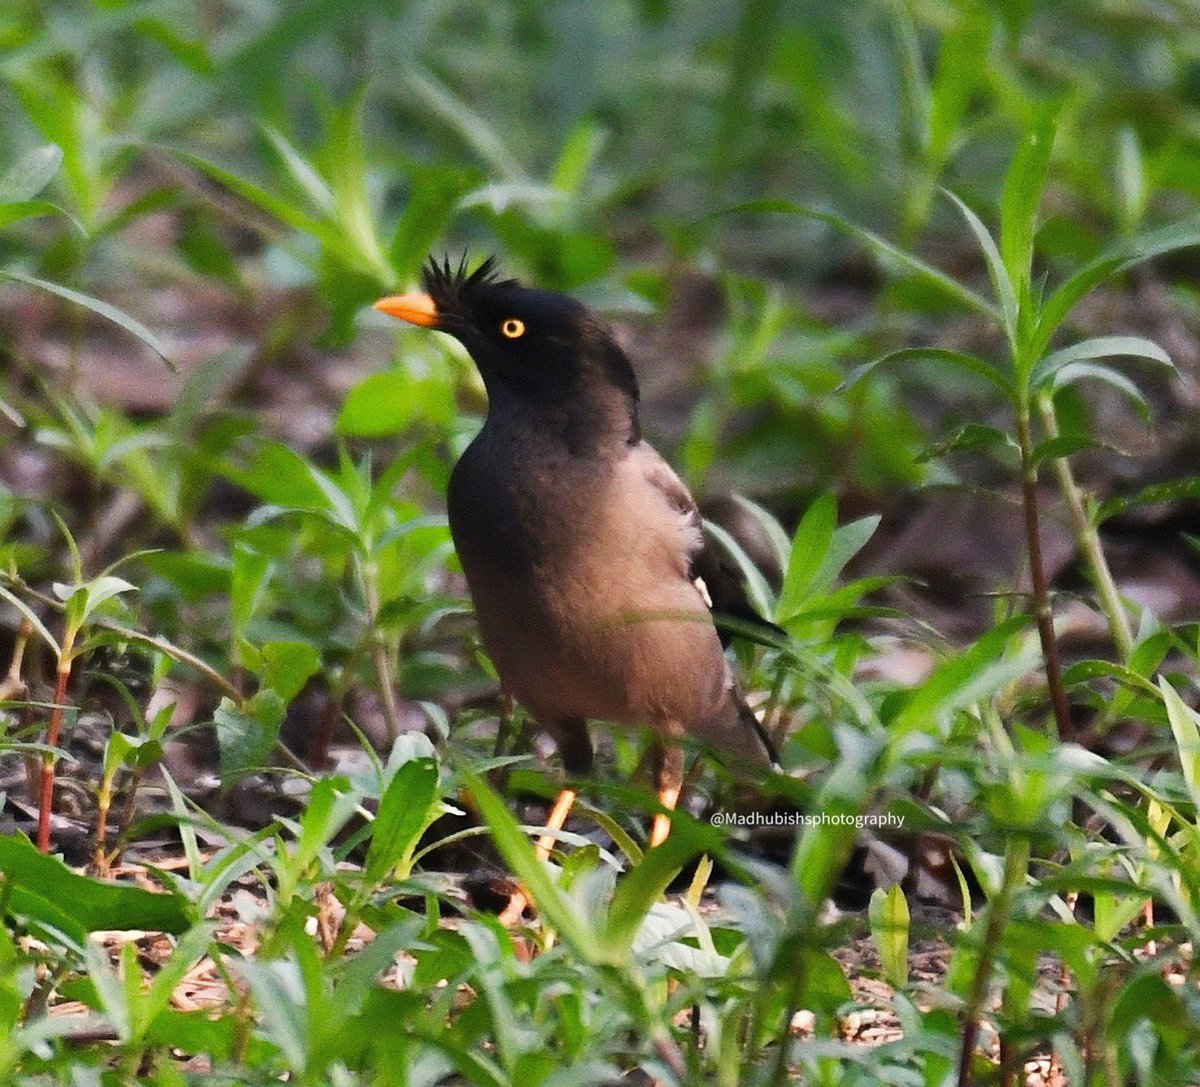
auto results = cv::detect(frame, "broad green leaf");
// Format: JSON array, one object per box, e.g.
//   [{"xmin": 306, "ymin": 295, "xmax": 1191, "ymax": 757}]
[
  {"xmin": 336, "ymin": 369, "xmax": 455, "ymax": 437},
  {"xmin": 1050, "ymin": 362, "xmax": 1151, "ymax": 420},
  {"xmin": 388, "ymin": 163, "xmax": 478, "ymax": 276},
  {"xmin": 604, "ymin": 815, "xmax": 720, "ymax": 959},
  {"xmin": 230, "ymin": 543, "xmax": 270, "ymax": 640},
  {"xmin": 224, "ymin": 441, "xmax": 329, "ymax": 508},
  {"xmin": 889, "ymin": 617, "xmax": 1038, "ymax": 739},
  {"xmin": 364, "ymin": 757, "xmax": 440, "ymax": 884},
  {"xmin": 0, "ymin": 833, "xmax": 191, "ymax": 935},
  {"xmin": 776, "ymin": 493, "xmax": 836, "ymax": 621},
  {"xmin": 1035, "ymin": 216, "xmax": 1200, "ymax": 359},
  {"xmin": 1030, "ymin": 432, "xmax": 1095, "ymax": 466},
  {"xmin": 258, "ymin": 641, "xmax": 320, "ymax": 703},
  {"xmin": 0, "ymin": 200, "xmax": 64, "ymax": 228},
  {"xmin": 214, "ymin": 690, "xmax": 285, "ymax": 779}
]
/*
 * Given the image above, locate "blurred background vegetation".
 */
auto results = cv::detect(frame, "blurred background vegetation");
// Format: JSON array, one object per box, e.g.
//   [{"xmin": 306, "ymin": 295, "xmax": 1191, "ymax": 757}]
[{"xmin": 6, "ymin": 1, "xmax": 1200, "ymax": 1083}]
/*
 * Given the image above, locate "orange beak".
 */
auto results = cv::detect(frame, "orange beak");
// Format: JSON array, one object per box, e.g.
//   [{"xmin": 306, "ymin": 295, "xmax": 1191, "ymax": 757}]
[{"xmin": 372, "ymin": 291, "xmax": 440, "ymax": 328}]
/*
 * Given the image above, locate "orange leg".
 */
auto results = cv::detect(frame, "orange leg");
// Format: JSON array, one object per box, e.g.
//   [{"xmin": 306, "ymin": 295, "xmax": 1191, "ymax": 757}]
[
  {"xmin": 649, "ymin": 742, "xmax": 684, "ymax": 849},
  {"xmin": 535, "ymin": 787, "xmax": 577, "ymax": 862},
  {"xmin": 498, "ymin": 787, "xmax": 578, "ymax": 925}
]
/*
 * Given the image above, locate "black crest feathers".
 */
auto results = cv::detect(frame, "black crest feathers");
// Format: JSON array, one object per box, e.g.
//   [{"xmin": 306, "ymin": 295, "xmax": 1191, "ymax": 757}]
[{"xmin": 422, "ymin": 253, "xmax": 517, "ymax": 312}]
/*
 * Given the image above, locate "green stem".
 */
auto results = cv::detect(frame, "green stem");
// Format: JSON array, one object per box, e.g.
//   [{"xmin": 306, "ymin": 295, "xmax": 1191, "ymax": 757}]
[
  {"xmin": 1036, "ymin": 393, "xmax": 1134, "ymax": 662},
  {"xmin": 357, "ymin": 557, "xmax": 400, "ymax": 744},
  {"xmin": 956, "ymin": 834, "xmax": 1031, "ymax": 1087},
  {"xmin": 1014, "ymin": 406, "xmax": 1073, "ymax": 742}
]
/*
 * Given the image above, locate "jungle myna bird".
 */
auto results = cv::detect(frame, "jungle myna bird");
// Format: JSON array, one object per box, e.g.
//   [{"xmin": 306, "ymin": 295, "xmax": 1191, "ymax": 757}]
[{"xmin": 374, "ymin": 256, "xmax": 777, "ymax": 862}]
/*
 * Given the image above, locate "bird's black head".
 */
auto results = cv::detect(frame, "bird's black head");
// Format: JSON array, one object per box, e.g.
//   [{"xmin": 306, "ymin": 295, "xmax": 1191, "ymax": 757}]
[{"xmin": 375, "ymin": 255, "xmax": 640, "ymax": 450}]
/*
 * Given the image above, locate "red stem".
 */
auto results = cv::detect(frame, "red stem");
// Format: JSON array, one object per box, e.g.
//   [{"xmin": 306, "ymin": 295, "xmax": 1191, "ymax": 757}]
[{"xmin": 37, "ymin": 663, "xmax": 71, "ymax": 853}]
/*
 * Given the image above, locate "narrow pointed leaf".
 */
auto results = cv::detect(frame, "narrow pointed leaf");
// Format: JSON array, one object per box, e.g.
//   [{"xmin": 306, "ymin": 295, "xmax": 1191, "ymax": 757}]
[
  {"xmin": 719, "ymin": 199, "xmax": 999, "ymax": 320},
  {"xmin": 1032, "ymin": 335, "xmax": 1172, "ymax": 390},
  {"xmin": 842, "ymin": 347, "xmax": 1014, "ymax": 400},
  {"xmin": 0, "ymin": 271, "xmax": 173, "ymax": 368},
  {"xmin": 943, "ymin": 189, "xmax": 1018, "ymax": 339}
]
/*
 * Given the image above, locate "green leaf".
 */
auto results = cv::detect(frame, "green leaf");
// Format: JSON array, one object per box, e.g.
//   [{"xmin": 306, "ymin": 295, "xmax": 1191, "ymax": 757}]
[
  {"xmin": 868, "ymin": 884, "xmax": 910, "ymax": 989},
  {"xmin": 1030, "ymin": 432, "xmax": 1095, "ymax": 466},
  {"xmin": 943, "ymin": 189, "xmax": 1018, "ymax": 341},
  {"xmin": 335, "ymin": 369, "xmax": 455, "ymax": 437},
  {"xmin": 462, "ymin": 768, "xmax": 602, "ymax": 960},
  {"xmin": 225, "ymin": 441, "xmax": 329, "ymax": 508},
  {"xmin": 1035, "ymin": 216, "xmax": 1200, "ymax": 359},
  {"xmin": 604, "ymin": 816, "xmax": 720, "ymax": 959},
  {"xmin": 809, "ymin": 514, "xmax": 881, "ymax": 599},
  {"xmin": 0, "ymin": 583, "xmax": 61, "ymax": 658},
  {"xmin": 0, "ymin": 833, "xmax": 191, "ymax": 935},
  {"xmin": 0, "ymin": 143, "xmax": 63, "ymax": 202},
  {"xmin": 214, "ymin": 690, "xmax": 286, "ymax": 779},
  {"xmin": 1160, "ymin": 678, "xmax": 1200, "ymax": 811},
  {"xmin": 174, "ymin": 148, "xmax": 329, "ymax": 241},
  {"xmin": 916, "ymin": 422, "xmax": 1016, "ymax": 463},
  {"xmin": 133, "ymin": 924, "xmax": 214, "ymax": 1042},
  {"xmin": 999, "ymin": 110, "xmax": 1056, "ymax": 315},
  {"xmin": 257, "ymin": 641, "xmax": 320, "ymax": 703},
  {"xmin": 236, "ymin": 959, "xmax": 309, "ymax": 1073},
  {"xmin": 1050, "ymin": 362, "xmax": 1151, "ymax": 420},
  {"xmin": 230, "ymin": 543, "xmax": 270, "ymax": 640},
  {"xmin": 889, "ymin": 617, "xmax": 1038, "ymax": 739},
  {"xmin": 1114, "ymin": 125, "xmax": 1147, "ymax": 232},
  {"xmin": 1031, "ymin": 335, "xmax": 1172, "ymax": 390},
  {"xmin": 776, "ymin": 493, "xmax": 836, "ymax": 621},
  {"xmin": 0, "ymin": 270, "xmax": 174, "ymax": 369},
  {"xmin": 261, "ymin": 125, "xmax": 334, "ymax": 216},
  {"xmin": 842, "ymin": 347, "xmax": 1014, "ymax": 401},
  {"xmin": 387, "ymin": 163, "xmax": 478, "ymax": 277},
  {"xmin": 1096, "ymin": 476, "xmax": 1200, "ymax": 523},
  {"xmin": 719, "ymin": 199, "xmax": 999, "ymax": 320},
  {"xmin": 0, "ymin": 200, "xmax": 64, "ymax": 229},
  {"xmin": 925, "ymin": 9, "xmax": 990, "ymax": 168},
  {"xmin": 363, "ymin": 757, "xmax": 440, "ymax": 884}
]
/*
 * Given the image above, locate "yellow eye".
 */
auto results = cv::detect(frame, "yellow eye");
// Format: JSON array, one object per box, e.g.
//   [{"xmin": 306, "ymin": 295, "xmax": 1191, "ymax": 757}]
[{"xmin": 500, "ymin": 317, "xmax": 525, "ymax": 339}]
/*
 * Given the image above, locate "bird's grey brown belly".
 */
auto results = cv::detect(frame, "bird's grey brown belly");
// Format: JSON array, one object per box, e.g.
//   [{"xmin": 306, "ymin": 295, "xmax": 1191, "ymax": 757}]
[{"xmin": 447, "ymin": 442, "xmax": 726, "ymax": 730}]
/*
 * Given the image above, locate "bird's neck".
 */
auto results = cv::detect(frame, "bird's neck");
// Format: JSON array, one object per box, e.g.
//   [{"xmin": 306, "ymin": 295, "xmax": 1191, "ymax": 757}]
[{"xmin": 483, "ymin": 378, "xmax": 640, "ymax": 457}]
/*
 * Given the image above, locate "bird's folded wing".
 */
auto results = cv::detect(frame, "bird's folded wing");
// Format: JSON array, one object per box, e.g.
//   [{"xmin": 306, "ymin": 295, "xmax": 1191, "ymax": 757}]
[{"xmin": 637, "ymin": 443, "xmax": 786, "ymax": 648}]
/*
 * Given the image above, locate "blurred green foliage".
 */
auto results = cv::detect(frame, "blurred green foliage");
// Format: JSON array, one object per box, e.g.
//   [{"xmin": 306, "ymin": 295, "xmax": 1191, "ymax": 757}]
[{"xmin": 3, "ymin": 1, "xmax": 1200, "ymax": 1083}]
